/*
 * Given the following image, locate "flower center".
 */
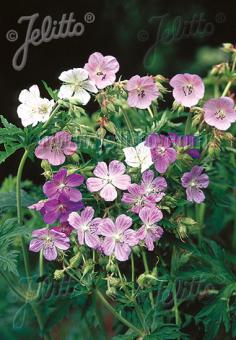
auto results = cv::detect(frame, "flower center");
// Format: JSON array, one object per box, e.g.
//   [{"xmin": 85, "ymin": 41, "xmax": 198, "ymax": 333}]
[
  {"xmin": 38, "ymin": 104, "xmax": 49, "ymax": 115},
  {"xmin": 182, "ymin": 84, "xmax": 193, "ymax": 96},
  {"xmin": 81, "ymin": 224, "xmax": 89, "ymax": 232},
  {"xmin": 190, "ymin": 180, "xmax": 196, "ymax": 187},
  {"xmin": 215, "ymin": 109, "xmax": 226, "ymax": 119},
  {"xmin": 44, "ymin": 235, "xmax": 53, "ymax": 246},
  {"xmin": 158, "ymin": 146, "xmax": 166, "ymax": 155},
  {"xmin": 96, "ymin": 70, "xmax": 106, "ymax": 80},
  {"xmin": 114, "ymin": 233, "xmax": 122, "ymax": 242},
  {"xmin": 137, "ymin": 88, "xmax": 145, "ymax": 98}
]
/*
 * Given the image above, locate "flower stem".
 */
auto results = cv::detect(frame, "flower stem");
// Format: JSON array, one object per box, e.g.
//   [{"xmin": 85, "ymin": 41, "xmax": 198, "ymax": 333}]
[
  {"xmin": 16, "ymin": 149, "xmax": 31, "ymax": 279},
  {"xmin": 122, "ymin": 110, "xmax": 135, "ymax": 144},
  {"xmin": 141, "ymin": 250, "xmax": 154, "ymax": 308},
  {"xmin": 222, "ymin": 55, "xmax": 236, "ymax": 97},
  {"xmin": 16, "ymin": 149, "xmax": 50, "ymax": 340},
  {"xmin": 131, "ymin": 253, "xmax": 135, "ymax": 297},
  {"xmin": 95, "ymin": 289, "xmax": 144, "ymax": 337},
  {"xmin": 184, "ymin": 111, "xmax": 192, "ymax": 135},
  {"xmin": 42, "ymin": 103, "xmax": 61, "ymax": 130},
  {"xmin": 147, "ymin": 107, "xmax": 154, "ymax": 118}
]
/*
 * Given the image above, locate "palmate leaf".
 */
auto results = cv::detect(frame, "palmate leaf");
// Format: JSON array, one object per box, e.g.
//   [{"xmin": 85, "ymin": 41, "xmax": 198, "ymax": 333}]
[
  {"xmin": 0, "ymin": 190, "xmax": 34, "ymax": 213},
  {"xmin": 0, "ymin": 144, "xmax": 22, "ymax": 164},
  {"xmin": 195, "ymin": 283, "xmax": 236, "ymax": 340},
  {"xmin": 0, "ymin": 218, "xmax": 26, "ymax": 276}
]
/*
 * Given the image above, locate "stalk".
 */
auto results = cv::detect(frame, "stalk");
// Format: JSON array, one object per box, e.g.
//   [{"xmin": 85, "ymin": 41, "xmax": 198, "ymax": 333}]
[
  {"xmin": 141, "ymin": 250, "xmax": 155, "ymax": 308},
  {"xmin": 96, "ymin": 289, "xmax": 144, "ymax": 337}
]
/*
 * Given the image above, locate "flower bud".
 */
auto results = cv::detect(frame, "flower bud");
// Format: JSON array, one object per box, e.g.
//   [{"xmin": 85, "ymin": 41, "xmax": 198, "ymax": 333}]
[
  {"xmin": 69, "ymin": 252, "xmax": 81, "ymax": 268},
  {"xmin": 106, "ymin": 287, "xmax": 116, "ymax": 297},
  {"xmin": 132, "ymin": 245, "xmax": 141, "ymax": 255},
  {"xmin": 54, "ymin": 269, "xmax": 65, "ymax": 280},
  {"xmin": 106, "ymin": 262, "xmax": 117, "ymax": 273},
  {"xmin": 70, "ymin": 153, "xmax": 80, "ymax": 163}
]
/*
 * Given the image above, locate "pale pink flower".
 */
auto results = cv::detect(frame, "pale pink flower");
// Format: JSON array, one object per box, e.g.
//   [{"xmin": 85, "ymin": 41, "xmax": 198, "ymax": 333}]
[
  {"xmin": 126, "ymin": 75, "xmax": 159, "ymax": 109},
  {"xmin": 68, "ymin": 207, "xmax": 101, "ymax": 249},
  {"xmin": 136, "ymin": 207, "xmax": 163, "ymax": 251},
  {"xmin": 99, "ymin": 215, "xmax": 138, "ymax": 261},
  {"xmin": 29, "ymin": 227, "xmax": 70, "ymax": 261},
  {"xmin": 203, "ymin": 97, "xmax": 236, "ymax": 130},
  {"xmin": 35, "ymin": 131, "xmax": 77, "ymax": 166},
  {"xmin": 169, "ymin": 73, "xmax": 204, "ymax": 107},
  {"xmin": 86, "ymin": 161, "xmax": 131, "ymax": 201},
  {"xmin": 84, "ymin": 52, "xmax": 119, "ymax": 89}
]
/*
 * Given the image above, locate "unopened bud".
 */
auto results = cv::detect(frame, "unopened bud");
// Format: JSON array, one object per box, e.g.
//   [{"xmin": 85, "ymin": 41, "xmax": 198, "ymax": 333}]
[
  {"xmin": 54, "ymin": 269, "xmax": 65, "ymax": 280},
  {"xmin": 106, "ymin": 287, "xmax": 116, "ymax": 297}
]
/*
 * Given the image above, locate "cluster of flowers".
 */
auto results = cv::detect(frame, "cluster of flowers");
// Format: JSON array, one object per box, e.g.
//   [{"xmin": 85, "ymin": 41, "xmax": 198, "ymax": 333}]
[
  {"xmin": 18, "ymin": 53, "xmax": 236, "ymax": 131},
  {"xmin": 19, "ymin": 51, "xmax": 235, "ymax": 263},
  {"xmin": 29, "ymin": 128, "xmax": 209, "ymax": 262}
]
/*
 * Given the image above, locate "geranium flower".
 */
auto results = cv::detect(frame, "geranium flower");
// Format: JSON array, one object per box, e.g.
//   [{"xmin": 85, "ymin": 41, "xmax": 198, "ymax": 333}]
[
  {"xmin": 52, "ymin": 222, "xmax": 73, "ymax": 236},
  {"xmin": 43, "ymin": 168, "xmax": 84, "ymax": 202},
  {"xmin": 84, "ymin": 52, "xmax": 119, "ymax": 89},
  {"xmin": 203, "ymin": 97, "xmax": 236, "ymax": 131},
  {"xmin": 35, "ymin": 131, "xmax": 77, "ymax": 166},
  {"xmin": 141, "ymin": 170, "xmax": 167, "ymax": 202},
  {"xmin": 126, "ymin": 75, "xmax": 159, "ymax": 109},
  {"xmin": 122, "ymin": 184, "xmax": 155, "ymax": 214},
  {"xmin": 58, "ymin": 68, "xmax": 98, "ymax": 105},
  {"xmin": 43, "ymin": 193, "xmax": 83, "ymax": 224},
  {"xmin": 136, "ymin": 207, "xmax": 163, "ymax": 251},
  {"xmin": 29, "ymin": 227, "xmax": 70, "ymax": 261},
  {"xmin": 181, "ymin": 166, "xmax": 209, "ymax": 203},
  {"xmin": 145, "ymin": 134, "xmax": 177, "ymax": 173},
  {"xmin": 99, "ymin": 215, "xmax": 138, "ymax": 261},
  {"xmin": 168, "ymin": 133, "xmax": 200, "ymax": 159},
  {"xmin": 17, "ymin": 85, "xmax": 54, "ymax": 127},
  {"xmin": 86, "ymin": 161, "xmax": 131, "ymax": 201},
  {"xmin": 28, "ymin": 199, "xmax": 47, "ymax": 215},
  {"xmin": 169, "ymin": 73, "xmax": 204, "ymax": 107},
  {"xmin": 68, "ymin": 207, "xmax": 101, "ymax": 249},
  {"xmin": 123, "ymin": 142, "xmax": 153, "ymax": 173}
]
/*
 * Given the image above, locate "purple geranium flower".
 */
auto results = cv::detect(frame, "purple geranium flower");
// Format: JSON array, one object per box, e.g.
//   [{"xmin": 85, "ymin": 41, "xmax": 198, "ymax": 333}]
[
  {"xmin": 43, "ymin": 168, "xmax": 84, "ymax": 202},
  {"xmin": 51, "ymin": 222, "xmax": 73, "ymax": 236},
  {"xmin": 29, "ymin": 227, "xmax": 70, "ymax": 261},
  {"xmin": 68, "ymin": 207, "xmax": 101, "ymax": 249},
  {"xmin": 122, "ymin": 184, "xmax": 153, "ymax": 214},
  {"xmin": 28, "ymin": 199, "xmax": 47, "ymax": 215},
  {"xmin": 35, "ymin": 131, "xmax": 77, "ymax": 166},
  {"xmin": 136, "ymin": 207, "xmax": 163, "ymax": 251},
  {"xmin": 169, "ymin": 73, "xmax": 205, "ymax": 107},
  {"xmin": 141, "ymin": 170, "xmax": 167, "ymax": 203},
  {"xmin": 43, "ymin": 193, "xmax": 83, "ymax": 224},
  {"xmin": 203, "ymin": 97, "xmax": 236, "ymax": 131},
  {"xmin": 99, "ymin": 214, "xmax": 138, "ymax": 261},
  {"xmin": 168, "ymin": 133, "xmax": 200, "ymax": 159},
  {"xmin": 86, "ymin": 160, "xmax": 131, "ymax": 202},
  {"xmin": 84, "ymin": 52, "xmax": 119, "ymax": 89},
  {"xmin": 126, "ymin": 75, "xmax": 159, "ymax": 109},
  {"xmin": 181, "ymin": 166, "xmax": 209, "ymax": 203},
  {"xmin": 145, "ymin": 134, "xmax": 177, "ymax": 173}
]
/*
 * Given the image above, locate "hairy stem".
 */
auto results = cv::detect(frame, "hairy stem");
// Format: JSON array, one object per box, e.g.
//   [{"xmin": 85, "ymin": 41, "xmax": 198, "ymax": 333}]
[
  {"xmin": 122, "ymin": 110, "xmax": 135, "ymax": 144},
  {"xmin": 96, "ymin": 289, "xmax": 144, "ymax": 337},
  {"xmin": 142, "ymin": 250, "xmax": 154, "ymax": 308}
]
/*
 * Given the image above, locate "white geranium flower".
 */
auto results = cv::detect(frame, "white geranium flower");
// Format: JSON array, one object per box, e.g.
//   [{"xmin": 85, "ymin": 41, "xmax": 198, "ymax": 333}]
[
  {"xmin": 58, "ymin": 68, "xmax": 98, "ymax": 105},
  {"xmin": 123, "ymin": 142, "xmax": 153, "ymax": 173},
  {"xmin": 17, "ymin": 85, "xmax": 55, "ymax": 127}
]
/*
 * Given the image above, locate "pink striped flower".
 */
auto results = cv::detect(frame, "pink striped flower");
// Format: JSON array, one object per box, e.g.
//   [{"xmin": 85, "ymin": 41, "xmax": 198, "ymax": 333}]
[
  {"xmin": 84, "ymin": 52, "xmax": 119, "ymax": 89},
  {"xmin": 126, "ymin": 75, "xmax": 159, "ymax": 109},
  {"xmin": 136, "ymin": 207, "xmax": 163, "ymax": 251},
  {"xmin": 170, "ymin": 73, "xmax": 204, "ymax": 107},
  {"xmin": 99, "ymin": 215, "xmax": 138, "ymax": 261},
  {"xmin": 203, "ymin": 97, "xmax": 236, "ymax": 131},
  {"xmin": 29, "ymin": 227, "xmax": 70, "ymax": 261},
  {"xmin": 35, "ymin": 131, "xmax": 77, "ymax": 166},
  {"xmin": 68, "ymin": 207, "xmax": 101, "ymax": 249},
  {"xmin": 86, "ymin": 161, "xmax": 131, "ymax": 201}
]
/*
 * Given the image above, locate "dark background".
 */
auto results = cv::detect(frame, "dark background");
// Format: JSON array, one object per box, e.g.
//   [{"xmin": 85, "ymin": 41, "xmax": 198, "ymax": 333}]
[{"xmin": 0, "ymin": 0, "xmax": 235, "ymax": 184}]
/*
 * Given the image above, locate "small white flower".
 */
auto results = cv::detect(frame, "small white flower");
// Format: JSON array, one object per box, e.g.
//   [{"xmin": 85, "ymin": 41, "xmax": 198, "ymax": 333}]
[
  {"xmin": 58, "ymin": 68, "xmax": 98, "ymax": 105},
  {"xmin": 17, "ymin": 85, "xmax": 54, "ymax": 127},
  {"xmin": 123, "ymin": 142, "xmax": 153, "ymax": 173}
]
